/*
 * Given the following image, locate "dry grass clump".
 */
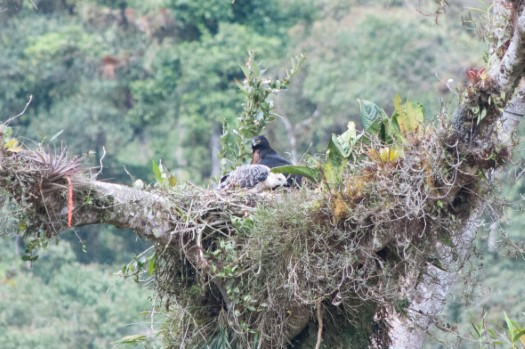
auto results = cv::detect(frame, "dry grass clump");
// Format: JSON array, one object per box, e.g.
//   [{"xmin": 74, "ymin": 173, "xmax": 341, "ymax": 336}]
[{"xmin": 154, "ymin": 126, "xmax": 486, "ymax": 348}]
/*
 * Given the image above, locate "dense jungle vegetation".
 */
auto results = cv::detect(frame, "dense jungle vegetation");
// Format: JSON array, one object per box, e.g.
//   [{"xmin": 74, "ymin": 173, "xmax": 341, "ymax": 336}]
[{"xmin": 1, "ymin": 0, "xmax": 525, "ymax": 347}]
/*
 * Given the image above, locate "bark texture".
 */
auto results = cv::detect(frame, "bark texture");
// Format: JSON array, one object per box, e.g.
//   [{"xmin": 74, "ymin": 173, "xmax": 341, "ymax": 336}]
[{"xmin": 383, "ymin": 1, "xmax": 525, "ymax": 347}]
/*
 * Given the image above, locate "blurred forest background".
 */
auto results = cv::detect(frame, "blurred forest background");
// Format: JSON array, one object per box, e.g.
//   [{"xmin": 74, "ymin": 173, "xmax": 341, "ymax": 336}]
[{"xmin": 1, "ymin": 0, "xmax": 525, "ymax": 348}]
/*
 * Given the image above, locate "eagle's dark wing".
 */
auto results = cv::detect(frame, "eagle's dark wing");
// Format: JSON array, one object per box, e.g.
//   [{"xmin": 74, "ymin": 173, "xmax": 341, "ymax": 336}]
[
  {"xmin": 219, "ymin": 165, "xmax": 270, "ymax": 190},
  {"xmin": 256, "ymin": 153, "xmax": 291, "ymax": 168}
]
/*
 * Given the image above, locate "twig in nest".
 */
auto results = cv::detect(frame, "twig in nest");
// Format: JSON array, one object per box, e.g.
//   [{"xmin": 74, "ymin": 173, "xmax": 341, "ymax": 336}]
[
  {"xmin": 315, "ymin": 301, "xmax": 323, "ymax": 349},
  {"xmin": 95, "ymin": 146, "xmax": 106, "ymax": 179},
  {"xmin": 195, "ymin": 226, "xmax": 208, "ymax": 269},
  {"xmin": 5, "ymin": 95, "xmax": 33, "ymax": 125}
]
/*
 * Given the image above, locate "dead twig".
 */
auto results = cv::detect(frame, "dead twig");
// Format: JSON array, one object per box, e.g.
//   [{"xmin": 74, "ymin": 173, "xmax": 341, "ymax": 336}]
[{"xmin": 4, "ymin": 95, "xmax": 33, "ymax": 125}]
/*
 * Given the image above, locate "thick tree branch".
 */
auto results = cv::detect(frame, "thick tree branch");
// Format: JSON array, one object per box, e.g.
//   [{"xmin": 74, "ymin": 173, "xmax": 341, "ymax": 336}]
[
  {"xmin": 70, "ymin": 180, "xmax": 174, "ymax": 243},
  {"xmin": 384, "ymin": 33, "xmax": 525, "ymax": 349},
  {"xmin": 490, "ymin": 1, "xmax": 525, "ymax": 93}
]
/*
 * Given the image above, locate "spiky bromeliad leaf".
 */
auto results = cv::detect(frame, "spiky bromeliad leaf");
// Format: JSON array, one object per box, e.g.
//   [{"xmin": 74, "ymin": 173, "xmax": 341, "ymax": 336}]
[
  {"xmin": 271, "ymin": 165, "xmax": 321, "ymax": 183},
  {"xmin": 367, "ymin": 146, "xmax": 403, "ymax": 163},
  {"xmin": 28, "ymin": 147, "xmax": 83, "ymax": 183}
]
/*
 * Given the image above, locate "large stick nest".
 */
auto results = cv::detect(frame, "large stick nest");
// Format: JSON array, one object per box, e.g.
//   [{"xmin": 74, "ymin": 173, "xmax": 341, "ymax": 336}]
[
  {"xmin": 0, "ymin": 120, "xmax": 494, "ymax": 348},
  {"xmin": 150, "ymin": 126, "xmax": 488, "ymax": 348}
]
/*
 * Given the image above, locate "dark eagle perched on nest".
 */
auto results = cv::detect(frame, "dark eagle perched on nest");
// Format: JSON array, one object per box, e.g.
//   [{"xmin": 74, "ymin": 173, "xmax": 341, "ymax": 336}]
[
  {"xmin": 219, "ymin": 164, "xmax": 286, "ymax": 192},
  {"xmin": 251, "ymin": 135, "xmax": 302, "ymax": 187}
]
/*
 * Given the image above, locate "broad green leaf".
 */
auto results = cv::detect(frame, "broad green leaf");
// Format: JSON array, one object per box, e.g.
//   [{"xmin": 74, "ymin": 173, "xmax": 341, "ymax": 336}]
[
  {"xmin": 381, "ymin": 118, "xmax": 403, "ymax": 144},
  {"xmin": 334, "ymin": 121, "xmax": 360, "ymax": 158},
  {"xmin": 358, "ymin": 99, "xmax": 387, "ymax": 135},
  {"xmin": 271, "ymin": 165, "xmax": 321, "ymax": 183},
  {"xmin": 322, "ymin": 161, "xmax": 345, "ymax": 187},
  {"xmin": 328, "ymin": 134, "xmax": 345, "ymax": 158},
  {"xmin": 326, "ymin": 121, "xmax": 361, "ymax": 163},
  {"xmin": 393, "ymin": 94, "xmax": 424, "ymax": 135},
  {"xmin": 341, "ymin": 121, "xmax": 357, "ymax": 140},
  {"xmin": 326, "ymin": 135, "xmax": 342, "ymax": 164},
  {"xmin": 152, "ymin": 160, "xmax": 163, "ymax": 184}
]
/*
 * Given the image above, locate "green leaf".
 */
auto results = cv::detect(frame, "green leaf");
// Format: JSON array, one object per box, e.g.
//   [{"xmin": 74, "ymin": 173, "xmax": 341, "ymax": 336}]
[
  {"xmin": 21, "ymin": 254, "xmax": 38, "ymax": 262},
  {"xmin": 321, "ymin": 161, "xmax": 345, "ymax": 187},
  {"xmin": 470, "ymin": 321, "xmax": 481, "ymax": 337},
  {"xmin": 151, "ymin": 160, "xmax": 163, "ymax": 184},
  {"xmin": 114, "ymin": 334, "xmax": 147, "ymax": 344},
  {"xmin": 504, "ymin": 312, "xmax": 515, "ymax": 338},
  {"xmin": 4, "ymin": 138, "xmax": 23, "ymax": 153},
  {"xmin": 49, "ymin": 129, "xmax": 64, "ymax": 142},
  {"xmin": 339, "ymin": 121, "xmax": 357, "ymax": 142},
  {"xmin": 476, "ymin": 108, "xmax": 487, "ymax": 125},
  {"xmin": 148, "ymin": 255, "xmax": 156, "ymax": 276},
  {"xmin": 512, "ymin": 329, "xmax": 525, "ymax": 343},
  {"xmin": 168, "ymin": 175, "xmax": 177, "ymax": 187},
  {"xmin": 358, "ymin": 99, "xmax": 387, "ymax": 134},
  {"xmin": 334, "ymin": 121, "xmax": 360, "ymax": 158},
  {"xmin": 393, "ymin": 94, "xmax": 424, "ymax": 135},
  {"xmin": 271, "ymin": 165, "xmax": 321, "ymax": 183},
  {"xmin": 327, "ymin": 134, "xmax": 345, "ymax": 163}
]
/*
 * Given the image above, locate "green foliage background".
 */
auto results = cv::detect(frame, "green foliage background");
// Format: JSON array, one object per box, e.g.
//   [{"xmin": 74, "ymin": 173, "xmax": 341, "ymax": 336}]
[{"xmin": 1, "ymin": 0, "xmax": 525, "ymax": 347}]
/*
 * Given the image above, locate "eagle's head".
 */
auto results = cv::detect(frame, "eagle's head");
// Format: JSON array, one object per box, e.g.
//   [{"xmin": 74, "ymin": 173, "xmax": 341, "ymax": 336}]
[{"xmin": 251, "ymin": 135, "xmax": 271, "ymax": 150}]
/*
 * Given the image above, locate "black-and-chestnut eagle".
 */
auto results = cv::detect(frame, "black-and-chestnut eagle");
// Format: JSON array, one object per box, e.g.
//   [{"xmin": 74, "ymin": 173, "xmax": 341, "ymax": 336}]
[
  {"xmin": 251, "ymin": 135, "xmax": 302, "ymax": 187},
  {"xmin": 219, "ymin": 164, "xmax": 286, "ymax": 192}
]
